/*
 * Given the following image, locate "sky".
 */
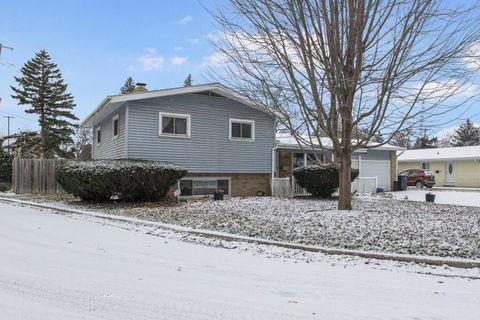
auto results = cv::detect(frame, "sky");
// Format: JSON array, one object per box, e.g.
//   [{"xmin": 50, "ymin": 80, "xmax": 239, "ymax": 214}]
[
  {"xmin": 0, "ymin": 0, "xmax": 479, "ymax": 138},
  {"xmin": 0, "ymin": 0, "xmax": 222, "ymax": 135}
]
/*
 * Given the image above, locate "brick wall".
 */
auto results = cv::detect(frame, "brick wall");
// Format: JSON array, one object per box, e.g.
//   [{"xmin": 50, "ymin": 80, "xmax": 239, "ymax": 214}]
[{"xmin": 183, "ymin": 172, "xmax": 271, "ymax": 197}]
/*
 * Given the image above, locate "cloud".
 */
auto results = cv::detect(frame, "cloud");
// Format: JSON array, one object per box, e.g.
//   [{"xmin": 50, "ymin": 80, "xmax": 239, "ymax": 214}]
[
  {"xmin": 187, "ymin": 38, "xmax": 200, "ymax": 45},
  {"xmin": 463, "ymin": 43, "xmax": 480, "ymax": 70},
  {"xmin": 201, "ymin": 51, "xmax": 227, "ymax": 68},
  {"xmin": 174, "ymin": 46, "xmax": 183, "ymax": 51},
  {"xmin": 418, "ymin": 80, "xmax": 478, "ymax": 99},
  {"xmin": 171, "ymin": 56, "xmax": 188, "ymax": 65},
  {"xmin": 138, "ymin": 49, "xmax": 165, "ymax": 71},
  {"xmin": 178, "ymin": 15, "xmax": 192, "ymax": 25}
]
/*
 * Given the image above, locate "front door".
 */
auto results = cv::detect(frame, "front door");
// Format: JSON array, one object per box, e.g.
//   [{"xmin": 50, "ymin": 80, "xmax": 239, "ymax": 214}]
[{"xmin": 445, "ymin": 161, "xmax": 455, "ymax": 186}]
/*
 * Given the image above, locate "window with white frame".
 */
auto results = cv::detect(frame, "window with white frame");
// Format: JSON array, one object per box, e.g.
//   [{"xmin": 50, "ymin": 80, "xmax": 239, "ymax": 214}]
[
  {"xmin": 422, "ymin": 162, "xmax": 430, "ymax": 169},
  {"xmin": 179, "ymin": 178, "xmax": 230, "ymax": 196},
  {"xmin": 112, "ymin": 115, "xmax": 119, "ymax": 139},
  {"xmin": 96, "ymin": 127, "xmax": 101, "ymax": 145},
  {"xmin": 229, "ymin": 118, "xmax": 254, "ymax": 140},
  {"xmin": 159, "ymin": 112, "xmax": 191, "ymax": 137}
]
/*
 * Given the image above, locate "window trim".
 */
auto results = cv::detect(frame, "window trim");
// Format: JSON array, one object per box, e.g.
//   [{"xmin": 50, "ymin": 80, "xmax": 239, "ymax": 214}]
[
  {"xmin": 177, "ymin": 177, "xmax": 232, "ymax": 198},
  {"xmin": 159, "ymin": 112, "xmax": 191, "ymax": 138},
  {"xmin": 229, "ymin": 118, "xmax": 255, "ymax": 141},
  {"xmin": 96, "ymin": 126, "xmax": 101, "ymax": 146},
  {"xmin": 112, "ymin": 114, "xmax": 119, "ymax": 139}
]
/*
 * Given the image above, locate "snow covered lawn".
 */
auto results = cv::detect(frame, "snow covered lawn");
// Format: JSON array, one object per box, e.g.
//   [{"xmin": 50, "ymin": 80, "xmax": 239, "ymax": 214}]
[
  {"xmin": 7, "ymin": 194, "xmax": 480, "ymax": 260},
  {"xmin": 390, "ymin": 189, "xmax": 480, "ymax": 207},
  {"xmin": 1, "ymin": 201, "xmax": 479, "ymax": 319}
]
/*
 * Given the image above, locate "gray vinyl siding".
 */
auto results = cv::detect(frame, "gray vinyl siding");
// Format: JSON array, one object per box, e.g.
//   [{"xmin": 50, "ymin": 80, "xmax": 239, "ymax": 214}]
[
  {"xmin": 92, "ymin": 105, "xmax": 126, "ymax": 159},
  {"xmin": 127, "ymin": 93, "xmax": 275, "ymax": 173},
  {"xmin": 353, "ymin": 149, "xmax": 391, "ymax": 161}
]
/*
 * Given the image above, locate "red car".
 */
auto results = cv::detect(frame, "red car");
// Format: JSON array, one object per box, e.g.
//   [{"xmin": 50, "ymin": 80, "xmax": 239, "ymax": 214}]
[{"xmin": 399, "ymin": 169, "xmax": 435, "ymax": 188}]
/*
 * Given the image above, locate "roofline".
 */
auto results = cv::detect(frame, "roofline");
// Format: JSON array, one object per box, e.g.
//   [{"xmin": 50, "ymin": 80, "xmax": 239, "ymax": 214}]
[
  {"xmin": 81, "ymin": 83, "xmax": 282, "ymax": 127},
  {"xmin": 399, "ymin": 157, "xmax": 480, "ymax": 162},
  {"xmin": 276, "ymin": 142, "xmax": 404, "ymax": 152}
]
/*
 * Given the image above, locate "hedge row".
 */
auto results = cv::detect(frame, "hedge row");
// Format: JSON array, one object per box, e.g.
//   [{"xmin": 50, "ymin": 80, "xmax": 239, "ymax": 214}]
[
  {"xmin": 55, "ymin": 160, "xmax": 187, "ymax": 201},
  {"xmin": 293, "ymin": 165, "xmax": 359, "ymax": 198}
]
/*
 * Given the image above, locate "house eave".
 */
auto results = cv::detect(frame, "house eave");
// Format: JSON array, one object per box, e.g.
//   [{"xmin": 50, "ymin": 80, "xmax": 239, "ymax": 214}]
[{"xmin": 81, "ymin": 83, "xmax": 282, "ymax": 127}]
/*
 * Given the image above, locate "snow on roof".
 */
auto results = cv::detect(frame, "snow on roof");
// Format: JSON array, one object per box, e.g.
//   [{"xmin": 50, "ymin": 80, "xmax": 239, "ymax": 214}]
[
  {"xmin": 276, "ymin": 133, "xmax": 403, "ymax": 151},
  {"xmin": 398, "ymin": 146, "xmax": 480, "ymax": 162},
  {"xmin": 81, "ymin": 83, "xmax": 280, "ymax": 127}
]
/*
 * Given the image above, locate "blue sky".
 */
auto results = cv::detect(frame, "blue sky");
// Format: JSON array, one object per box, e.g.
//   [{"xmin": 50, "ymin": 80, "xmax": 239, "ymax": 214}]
[
  {"xmin": 0, "ymin": 0, "xmax": 479, "ymax": 139},
  {"xmin": 0, "ymin": 0, "xmax": 221, "ymax": 134}
]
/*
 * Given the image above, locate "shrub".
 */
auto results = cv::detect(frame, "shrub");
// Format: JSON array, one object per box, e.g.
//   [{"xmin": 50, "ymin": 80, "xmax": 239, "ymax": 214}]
[
  {"xmin": 55, "ymin": 160, "xmax": 187, "ymax": 201},
  {"xmin": 293, "ymin": 165, "xmax": 359, "ymax": 198},
  {"xmin": 0, "ymin": 150, "xmax": 13, "ymax": 183},
  {"xmin": 0, "ymin": 181, "xmax": 11, "ymax": 192}
]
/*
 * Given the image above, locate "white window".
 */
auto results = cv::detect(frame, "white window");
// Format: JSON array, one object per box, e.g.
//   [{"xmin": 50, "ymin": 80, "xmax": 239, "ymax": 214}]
[
  {"xmin": 422, "ymin": 162, "xmax": 430, "ymax": 169},
  {"xmin": 112, "ymin": 115, "xmax": 119, "ymax": 139},
  {"xmin": 179, "ymin": 177, "xmax": 231, "ymax": 197},
  {"xmin": 159, "ymin": 112, "xmax": 191, "ymax": 138},
  {"xmin": 229, "ymin": 118, "xmax": 255, "ymax": 141},
  {"xmin": 96, "ymin": 127, "xmax": 101, "ymax": 145}
]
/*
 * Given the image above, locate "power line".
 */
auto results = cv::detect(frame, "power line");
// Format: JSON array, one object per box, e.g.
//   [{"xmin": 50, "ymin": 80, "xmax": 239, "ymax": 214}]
[{"xmin": 0, "ymin": 43, "xmax": 13, "ymax": 58}]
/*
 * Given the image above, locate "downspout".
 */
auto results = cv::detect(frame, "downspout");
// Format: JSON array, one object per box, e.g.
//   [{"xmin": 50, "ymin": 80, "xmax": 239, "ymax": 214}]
[
  {"xmin": 124, "ymin": 103, "xmax": 129, "ymax": 159},
  {"xmin": 271, "ymin": 146, "xmax": 278, "ymax": 197}
]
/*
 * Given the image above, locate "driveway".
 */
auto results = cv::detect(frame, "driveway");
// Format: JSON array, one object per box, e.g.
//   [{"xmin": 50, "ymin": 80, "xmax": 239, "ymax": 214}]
[
  {"xmin": 390, "ymin": 189, "xmax": 480, "ymax": 207},
  {"xmin": 1, "ymin": 201, "xmax": 479, "ymax": 319}
]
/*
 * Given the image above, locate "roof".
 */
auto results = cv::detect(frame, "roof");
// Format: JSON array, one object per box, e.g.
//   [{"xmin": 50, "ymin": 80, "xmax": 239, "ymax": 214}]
[
  {"xmin": 398, "ymin": 146, "xmax": 480, "ymax": 162},
  {"xmin": 275, "ymin": 133, "xmax": 404, "ymax": 151},
  {"xmin": 81, "ymin": 83, "xmax": 281, "ymax": 127}
]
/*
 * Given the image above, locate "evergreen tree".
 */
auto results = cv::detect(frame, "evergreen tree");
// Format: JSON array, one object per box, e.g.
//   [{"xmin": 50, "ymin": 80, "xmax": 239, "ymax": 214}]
[
  {"xmin": 414, "ymin": 135, "xmax": 438, "ymax": 149},
  {"xmin": 120, "ymin": 76, "xmax": 136, "ymax": 94},
  {"xmin": 183, "ymin": 74, "xmax": 193, "ymax": 86},
  {"xmin": 10, "ymin": 50, "xmax": 78, "ymax": 158},
  {"xmin": 451, "ymin": 119, "xmax": 480, "ymax": 146},
  {"xmin": 5, "ymin": 131, "xmax": 42, "ymax": 158}
]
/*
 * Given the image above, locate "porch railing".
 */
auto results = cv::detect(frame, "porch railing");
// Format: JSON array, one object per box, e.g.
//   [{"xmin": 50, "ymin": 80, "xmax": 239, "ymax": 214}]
[{"xmin": 271, "ymin": 176, "xmax": 378, "ymax": 197}]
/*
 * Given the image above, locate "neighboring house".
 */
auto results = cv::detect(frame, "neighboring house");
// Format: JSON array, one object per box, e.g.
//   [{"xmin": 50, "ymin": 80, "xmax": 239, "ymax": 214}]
[
  {"xmin": 397, "ymin": 146, "xmax": 480, "ymax": 187},
  {"xmin": 81, "ymin": 83, "xmax": 279, "ymax": 197},
  {"xmin": 274, "ymin": 134, "xmax": 402, "ymax": 192}
]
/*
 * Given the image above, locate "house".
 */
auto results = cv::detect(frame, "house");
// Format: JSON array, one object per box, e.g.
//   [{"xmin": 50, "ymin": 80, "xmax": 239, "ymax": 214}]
[
  {"xmin": 81, "ymin": 82, "xmax": 401, "ymax": 198},
  {"xmin": 273, "ymin": 134, "xmax": 402, "ymax": 192},
  {"xmin": 81, "ymin": 83, "xmax": 280, "ymax": 197},
  {"xmin": 397, "ymin": 146, "xmax": 480, "ymax": 187}
]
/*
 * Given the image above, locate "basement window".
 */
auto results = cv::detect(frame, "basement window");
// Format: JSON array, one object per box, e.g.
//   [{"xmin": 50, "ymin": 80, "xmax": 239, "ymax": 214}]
[{"xmin": 179, "ymin": 178, "xmax": 230, "ymax": 196}]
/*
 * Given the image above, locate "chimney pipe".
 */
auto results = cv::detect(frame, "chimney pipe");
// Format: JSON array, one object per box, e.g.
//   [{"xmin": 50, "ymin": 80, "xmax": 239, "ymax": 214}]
[{"xmin": 134, "ymin": 82, "xmax": 147, "ymax": 93}]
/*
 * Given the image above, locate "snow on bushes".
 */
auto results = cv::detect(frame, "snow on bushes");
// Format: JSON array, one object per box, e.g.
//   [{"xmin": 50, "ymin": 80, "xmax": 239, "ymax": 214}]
[
  {"xmin": 293, "ymin": 165, "xmax": 359, "ymax": 198},
  {"xmin": 55, "ymin": 160, "xmax": 187, "ymax": 201}
]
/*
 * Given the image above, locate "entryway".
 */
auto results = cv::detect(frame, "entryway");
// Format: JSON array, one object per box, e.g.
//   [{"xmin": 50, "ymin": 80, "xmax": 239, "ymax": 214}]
[{"xmin": 445, "ymin": 161, "xmax": 455, "ymax": 186}]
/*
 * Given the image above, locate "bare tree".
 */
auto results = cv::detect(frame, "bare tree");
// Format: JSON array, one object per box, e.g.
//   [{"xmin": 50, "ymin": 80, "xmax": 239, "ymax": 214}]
[{"xmin": 209, "ymin": 0, "xmax": 480, "ymax": 209}]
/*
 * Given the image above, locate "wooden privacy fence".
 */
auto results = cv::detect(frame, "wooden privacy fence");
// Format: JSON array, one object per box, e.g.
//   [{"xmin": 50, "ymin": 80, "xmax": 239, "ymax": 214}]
[{"xmin": 12, "ymin": 158, "xmax": 66, "ymax": 194}]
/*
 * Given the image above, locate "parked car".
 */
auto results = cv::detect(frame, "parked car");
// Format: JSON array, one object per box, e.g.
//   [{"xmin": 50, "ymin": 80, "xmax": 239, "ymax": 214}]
[{"xmin": 398, "ymin": 169, "xmax": 435, "ymax": 188}]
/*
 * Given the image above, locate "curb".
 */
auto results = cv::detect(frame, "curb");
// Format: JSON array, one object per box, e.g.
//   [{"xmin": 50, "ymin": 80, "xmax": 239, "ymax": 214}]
[{"xmin": 1, "ymin": 196, "xmax": 480, "ymax": 269}]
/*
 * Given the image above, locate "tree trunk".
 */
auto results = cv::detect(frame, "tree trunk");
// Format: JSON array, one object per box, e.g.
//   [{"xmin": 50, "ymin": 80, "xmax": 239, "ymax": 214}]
[{"xmin": 338, "ymin": 150, "xmax": 352, "ymax": 210}]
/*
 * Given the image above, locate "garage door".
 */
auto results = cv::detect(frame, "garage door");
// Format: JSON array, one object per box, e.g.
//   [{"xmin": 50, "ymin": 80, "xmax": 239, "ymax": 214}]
[{"xmin": 359, "ymin": 160, "xmax": 391, "ymax": 191}]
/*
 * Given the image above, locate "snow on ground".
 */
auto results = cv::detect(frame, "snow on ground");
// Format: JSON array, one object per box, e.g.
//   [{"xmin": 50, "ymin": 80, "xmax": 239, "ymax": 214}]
[
  {"xmin": 1, "ymin": 201, "xmax": 479, "ymax": 320},
  {"xmin": 389, "ymin": 188, "xmax": 480, "ymax": 207},
  {"xmin": 10, "ymin": 194, "xmax": 480, "ymax": 260}
]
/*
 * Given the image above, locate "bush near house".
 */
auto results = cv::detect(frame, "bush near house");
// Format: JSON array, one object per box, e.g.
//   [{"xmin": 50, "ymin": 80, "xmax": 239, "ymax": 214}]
[
  {"xmin": 293, "ymin": 165, "xmax": 359, "ymax": 198},
  {"xmin": 55, "ymin": 160, "xmax": 187, "ymax": 201}
]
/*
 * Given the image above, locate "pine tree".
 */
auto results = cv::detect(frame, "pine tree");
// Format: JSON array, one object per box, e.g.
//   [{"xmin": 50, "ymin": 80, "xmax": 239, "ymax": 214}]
[
  {"xmin": 120, "ymin": 76, "xmax": 136, "ymax": 94},
  {"xmin": 10, "ymin": 50, "xmax": 78, "ymax": 158},
  {"xmin": 183, "ymin": 74, "xmax": 193, "ymax": 86},
  {"xmin": 414, "ymin": 135, "xmax": 438, "ymax": 149},
  {"xmin": 451, "ymin": 119, "xmax": 480, "ymax": 146}
]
